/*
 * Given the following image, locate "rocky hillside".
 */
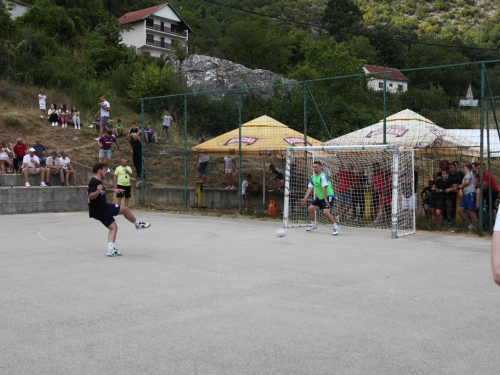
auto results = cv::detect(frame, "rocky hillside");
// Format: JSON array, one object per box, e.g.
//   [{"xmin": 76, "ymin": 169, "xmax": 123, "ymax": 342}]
[{"xmin": 174, "ymin": 55, "xmax": 296, "ymax": 99}]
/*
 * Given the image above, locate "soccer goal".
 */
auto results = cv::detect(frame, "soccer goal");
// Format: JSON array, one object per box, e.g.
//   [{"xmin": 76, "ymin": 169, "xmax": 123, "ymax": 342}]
[{"xmin": 283, "ymin": 145, "xmax": 415, "ymax": 238}]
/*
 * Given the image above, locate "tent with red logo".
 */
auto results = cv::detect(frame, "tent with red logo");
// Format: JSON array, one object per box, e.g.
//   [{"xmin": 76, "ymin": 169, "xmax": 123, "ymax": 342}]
[
  {"xmin": 192, "ymin": 115, "xmax": 322, "ymax": 205},
  {"xmin": 324, "ymin": 109, "xmax": 480, "ymax": 156},
  {"xmin": 191, "ymin": 115, "xmax": 322, "ymax": 158}
]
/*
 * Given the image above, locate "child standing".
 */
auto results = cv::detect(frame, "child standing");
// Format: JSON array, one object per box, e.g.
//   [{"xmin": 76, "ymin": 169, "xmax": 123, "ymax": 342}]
[
  {"xmin": 38, "ymin": 90, "xmax": 46, "ymax": 118},
  {"xmin": 241, "ymin": 174, "xmax": 252, "ymax": 211},
  {"xmin": 159, "ymin": 110, "xmax": 173, "ymax": 141}
]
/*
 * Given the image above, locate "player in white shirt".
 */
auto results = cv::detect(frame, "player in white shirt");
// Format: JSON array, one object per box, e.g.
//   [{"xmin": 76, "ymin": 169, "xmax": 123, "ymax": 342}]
[
  {"xmin": 22, "ymin": 147, "xmax": 47, "ymax": 187},
  {"xmin": 38, "ymin": 90, "xmax": 46, "ymax": 118}
]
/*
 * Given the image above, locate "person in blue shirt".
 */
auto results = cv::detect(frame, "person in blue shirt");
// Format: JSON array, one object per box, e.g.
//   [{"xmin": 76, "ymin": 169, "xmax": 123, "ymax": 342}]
[{"xmin": 266, "ymin": 163, "xmax": 283, "ymax": 191}]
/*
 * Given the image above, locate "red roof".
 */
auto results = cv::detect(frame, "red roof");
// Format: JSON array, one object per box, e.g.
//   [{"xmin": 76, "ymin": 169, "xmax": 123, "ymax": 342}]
[
  {"xmin": 364, "ymin": 65, "xmax": 409, "ymax": 82},
  {"xmin": 118, "ymin": 3, "xmax": 167, "ymax": 24}
]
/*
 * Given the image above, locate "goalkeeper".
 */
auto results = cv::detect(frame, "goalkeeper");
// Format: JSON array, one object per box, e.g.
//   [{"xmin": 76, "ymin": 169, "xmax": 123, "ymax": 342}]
[{"xmin": 300, "ymin": 161, "xmax": 340, "ymax": 236}]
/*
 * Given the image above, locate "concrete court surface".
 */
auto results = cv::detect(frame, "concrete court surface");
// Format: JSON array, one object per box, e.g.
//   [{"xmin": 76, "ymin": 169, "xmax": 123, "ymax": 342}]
[{"xmin": 1, "ymin": 211, "xmax": 499, "ymax": 375}]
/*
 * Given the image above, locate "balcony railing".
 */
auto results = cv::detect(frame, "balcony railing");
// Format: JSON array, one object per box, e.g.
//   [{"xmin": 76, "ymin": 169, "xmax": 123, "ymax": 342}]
[
  {"xmin": 146, "ymin": 24, "xmax": 188, "ymax": 37},
  {"xmin": 145, "ymin": 39, "xmax": 188, "ymax": 52}
]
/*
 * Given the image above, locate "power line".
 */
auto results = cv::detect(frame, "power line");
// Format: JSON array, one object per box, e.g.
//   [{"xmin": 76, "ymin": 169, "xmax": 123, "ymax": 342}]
[{"xmin": 199, "ymin": 0, "xmax": 498, "ymax": 52}]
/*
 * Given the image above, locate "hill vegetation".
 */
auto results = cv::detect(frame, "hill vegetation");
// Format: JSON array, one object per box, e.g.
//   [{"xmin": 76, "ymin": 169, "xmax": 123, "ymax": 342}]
[{"xmin": 1, "ymin": 0, "xmax": 500, "ymax": 155}]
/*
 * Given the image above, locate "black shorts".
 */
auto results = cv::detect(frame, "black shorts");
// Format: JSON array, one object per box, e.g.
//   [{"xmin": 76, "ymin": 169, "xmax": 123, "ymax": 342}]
[
  {"xmin": 94, "ymin": 204, "xmax": 120, "ymax": 227},
  {"xmin": 484, "ymin": 189, "xmax": 499, "ymax": 205},
  {"xmin": 311, "ymin": 196, "xmax": 334, "ymax": 210},
  {"xmin": 430, "ymin": 195, "xmax": 448, "ymax": 210},
  {"xmin": 198, "ymin": 161, "xmax": 209, "ymax": 175},
  {"xmin": 116, "ymin": 185, "xmax": 131, "ymax": 198}
]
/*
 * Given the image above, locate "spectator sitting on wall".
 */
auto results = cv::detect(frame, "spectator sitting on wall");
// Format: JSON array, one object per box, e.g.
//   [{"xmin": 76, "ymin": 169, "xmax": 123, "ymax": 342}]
[
  {"xmin": 0, "ymin": 141, "xmax": 13, "ymax": 173},
  {"xmin": 45, "ymin": 150, "xmax": 64, "ymax": 187},
  {"xmin": 22, "ymin": 147, "xmax": 47, "ymax": 187},
  {"xmin": 13, "ymin": 138, "xmax": 27, "ymax": 174},
  {"xmin": 60, "ymin": 150, "xmax": 77, "ymax": 186},
  {"xmin": 32, "ymin": 138, "xmax": 47, "ymax": 165}
]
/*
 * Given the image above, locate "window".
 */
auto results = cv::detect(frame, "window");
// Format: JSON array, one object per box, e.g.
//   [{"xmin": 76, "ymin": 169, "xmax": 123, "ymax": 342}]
[
  {"xmin": 389, "ymin": 83, "xmax": 393, "ymax": 88},
  {"xmin": 398, "ymin": 84, "xmax": 403, "ymax": 91},
  {"xmin": 378, "ymin": 82, "xmax": 383, "ymax": 89},
  {"xmin": 146, "ymin": 34, "xmax": 154, "ymax": 41}
]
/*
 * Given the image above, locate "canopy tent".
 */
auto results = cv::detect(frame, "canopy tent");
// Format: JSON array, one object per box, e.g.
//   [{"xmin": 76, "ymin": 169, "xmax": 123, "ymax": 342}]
[
  {"xmin": 191, "ymin": 115, "xmax": 322, "ymax": 158},
  {"xmin": 192, "ymin": 115, "xmax": 322, "ymax": 207},
  {"xmin": 324, "ymin": 109, "xmax": 481, "ymax": 156},
  {"xmin": 448, "ymin": 129, "xmax": 500, "ymax": 157}
]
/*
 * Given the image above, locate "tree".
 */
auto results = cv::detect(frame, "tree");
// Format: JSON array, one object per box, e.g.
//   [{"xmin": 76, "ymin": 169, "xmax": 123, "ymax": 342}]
[
  {"xmin": 20, "ymin": 0, "xmax": 76, "ymax": 44},
  {"xmin": 322, "ymin": 0, "xmax": 363, "ymax": 41}
]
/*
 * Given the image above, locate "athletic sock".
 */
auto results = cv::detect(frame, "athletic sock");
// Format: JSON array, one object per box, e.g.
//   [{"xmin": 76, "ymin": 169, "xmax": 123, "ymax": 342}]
[
  {"xmin": 134, "ymin": 221, "xmax": 139, "ymax": 226},
  {"xmin": 108, "ymin": 242, "xmax": 114, "ymax": 250},
  {"xmin": 333, "ymin": 223, "xmax": 339, "ymax": 229},
  {"xmin": 311, "ymin": 221, "xmax": 316, "ymax": 226}
]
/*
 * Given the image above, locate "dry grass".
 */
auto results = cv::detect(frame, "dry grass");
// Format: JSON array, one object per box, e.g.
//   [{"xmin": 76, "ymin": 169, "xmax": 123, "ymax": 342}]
[{"xmin": 0, "ymin": 81, "xmax": 281, "ymax": 189}]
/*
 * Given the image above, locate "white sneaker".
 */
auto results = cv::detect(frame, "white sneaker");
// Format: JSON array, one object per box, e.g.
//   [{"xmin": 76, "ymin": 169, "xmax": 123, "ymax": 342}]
[
  {"xmin": 40, "ymin": 182, "xmax": 47, "ymax": 187},
  {"xmin": 136, "ymin": 221, "xmax": 151, "ymax": 230},
  {"xmin": 107, "ymin": 168, "xmax": 110, "ymax": 173},
  {"xmin": 94, "ymin": 137, "xmax": 100, "ymax": 140},
  {"xmin": 306, "ymin": 225, "xmax": 318, "ymax": 231},
  {"xmin": 332, "ymin": 226, "xmax": 340, "ymax": 236},
  {"xmin": 468, "ymin": 223, "xmax": 474, "ymax": 230},
  {"xmin": 25, "ymin": 182, "xmax": 30, "ymax": 187},
  {"xmin": 107, "ymin": 248, "xmax": 122, "ymax": 257}
]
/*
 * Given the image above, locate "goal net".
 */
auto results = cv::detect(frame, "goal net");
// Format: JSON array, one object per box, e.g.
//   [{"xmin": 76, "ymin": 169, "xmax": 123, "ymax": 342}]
[{"xmin": 284, "ymin": 145, "xmax": 415, "ymax": 238}]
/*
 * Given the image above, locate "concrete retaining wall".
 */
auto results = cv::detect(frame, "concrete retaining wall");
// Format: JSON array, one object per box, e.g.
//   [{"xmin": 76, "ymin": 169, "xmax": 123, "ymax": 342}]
[
  {"xmin": 0, "ymin": 167, "xmax": 283, "ymax": 214},
  {"xmin": 0, "ymin": 186, "xmax": 88, "ymax": 214}
]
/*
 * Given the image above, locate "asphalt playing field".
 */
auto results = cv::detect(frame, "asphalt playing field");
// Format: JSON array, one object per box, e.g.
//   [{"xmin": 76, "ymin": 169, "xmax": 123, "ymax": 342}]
[{"xmin": 1, "ymin": 211, "xmax": 499, "ymax": 374}]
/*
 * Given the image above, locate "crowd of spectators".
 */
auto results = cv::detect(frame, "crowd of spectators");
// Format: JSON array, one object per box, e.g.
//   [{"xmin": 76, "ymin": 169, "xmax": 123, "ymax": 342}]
[{"xmin": 421, "ymin": 159, "xmax": 499, "ymax": 229}]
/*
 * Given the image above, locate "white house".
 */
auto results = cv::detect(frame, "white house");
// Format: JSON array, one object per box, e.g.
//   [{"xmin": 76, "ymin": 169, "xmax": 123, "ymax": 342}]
[
  {"xmin": 363, "ymin": 64, "xmax": 409, "ymax": 93},
  {"xmin": 118, "ymin": 3, "xmax": 191, "ymax": 58},
  {"xmin": 4, "ymin": 0, "xmax": 31, "ymax": 18}
]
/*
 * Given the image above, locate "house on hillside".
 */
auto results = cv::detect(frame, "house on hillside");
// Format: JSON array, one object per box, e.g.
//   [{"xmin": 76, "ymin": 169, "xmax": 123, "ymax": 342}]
[
  {"xmin": 118, "ymin": 3, "xmax": 191, "ymax": 58},
  {"xmin": 363, "ymin": 65, "xmax": 409, "ymax": 93},
  {"xmin": 4, "ymin": 0, "xmax": 31, "ymax": 18}
]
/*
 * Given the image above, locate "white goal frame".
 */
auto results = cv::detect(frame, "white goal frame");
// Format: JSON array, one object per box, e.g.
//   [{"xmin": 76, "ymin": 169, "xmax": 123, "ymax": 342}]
[{"xmin": 283, "ymin": 144, "xmax": 415, "ymax": 239}]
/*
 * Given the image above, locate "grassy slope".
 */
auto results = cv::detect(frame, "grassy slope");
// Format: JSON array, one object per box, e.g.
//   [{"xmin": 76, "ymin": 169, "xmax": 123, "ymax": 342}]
[{"xmin": 0, "ymin": 81, "xmax": 278, "ymax": 190}]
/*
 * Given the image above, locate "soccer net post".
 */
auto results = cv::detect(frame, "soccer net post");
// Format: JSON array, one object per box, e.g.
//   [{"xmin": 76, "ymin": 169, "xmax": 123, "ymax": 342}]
[{"xmin": 284, "ymin": 145, "xmax": 415, "ymax": 238}]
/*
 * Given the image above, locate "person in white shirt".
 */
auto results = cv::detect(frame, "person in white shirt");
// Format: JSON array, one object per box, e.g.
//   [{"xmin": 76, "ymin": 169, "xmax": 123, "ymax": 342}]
[
  {"xmin": 38, "ymin": 90, "xmax": 46, "ymax": 118},
  {"xmin": 159, "ymin": 110, "xmax": 173, "ymax": 141},
  {"xmin": 98, "ymin": 95, "xmax": 110, "ymax": 138},
  {"xmin": 45, "ymin": 150, "xmax": 64, "ymax": 186},
  {"xmin": 22, "ymin": 147, "xmax": 47, "ymax": 187},
  {"xmin": 241, "ymin": 174, "xmax": 252, "ymax": 211},
  {"xmin": 60, "ymin": 150, "xmax": 77, "ymax": 186},
  {"xmin": 491, "ymin": 214, "xmax": 500, "ymax": 286},
  {"xmin": 223, "ymin": 156, "xmax": 236, "ymax": 189},
  {"xmin": 0, "ymin": 142, "xmax": 13, "ymax": 173}
]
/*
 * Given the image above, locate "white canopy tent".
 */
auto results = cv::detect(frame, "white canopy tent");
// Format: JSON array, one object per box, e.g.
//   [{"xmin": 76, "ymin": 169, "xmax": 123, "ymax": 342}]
[
  {"xmin": 325, "ymin": 109, "xmax": 481, "ymax": 156},
  {"xmin": 448, "ymin": 129, "xmax": 500, "ymax": 157}
]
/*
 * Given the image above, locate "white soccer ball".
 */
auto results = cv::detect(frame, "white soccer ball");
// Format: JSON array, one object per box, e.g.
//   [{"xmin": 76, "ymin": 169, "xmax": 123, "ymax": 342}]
[{"xmin": 275, "ymin": 228, "xmax": 287, "ymax": 237}]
